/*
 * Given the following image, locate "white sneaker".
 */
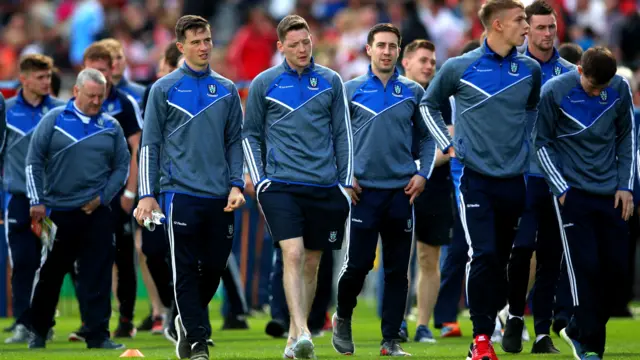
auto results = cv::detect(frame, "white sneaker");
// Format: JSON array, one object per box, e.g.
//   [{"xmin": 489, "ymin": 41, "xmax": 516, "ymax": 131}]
[
  {"xmin": 522, "ymin": 323, "xmax": 530, "ymax": 342},
  {"xmin": 283, "ymin": 343, "xmax": 296, "ymax": 359},
  {"xmin": 294, "ymin": 333, "xmax": 315, "ymax": 359},
  {"xmin": 491, "ymin": 316, "xmax": 503, "ymax": 343}
]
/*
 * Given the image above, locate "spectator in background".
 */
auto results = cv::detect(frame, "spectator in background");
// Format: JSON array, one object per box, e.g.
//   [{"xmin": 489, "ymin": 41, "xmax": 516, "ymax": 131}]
[
  {"xmin": 558, "ymin": 42, "xmax": 584, "ymax": 65},
  {"xmin": 97, "ymin": 38, "xmax": 146, "ymax": 105},
  {"xmin": 386, "ymin": 0, "xmax": 431, "ymax": 70},
  {"xmin": 418, "ymin": 0, "xmax": 464, "ymax": 66},
  {"xmin": 69, "ymin": 0, "xmax": 106, "ymax": 69}
]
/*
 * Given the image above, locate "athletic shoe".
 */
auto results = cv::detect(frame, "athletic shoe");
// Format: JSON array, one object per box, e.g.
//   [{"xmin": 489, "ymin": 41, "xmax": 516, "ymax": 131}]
[
  {"xmin": 441, "ymin": 322, "xmax": 462, "ymax": 337},
  {"xmin": 113, "ymin": 318, "xmax": 137, "ymax": 338},
  {"xmin": 531, "ymin": 335, "xmax": 560, "ymax": 354},
  {"xmin": 522, "ymin": 323, "xmax": 530, "ymax": 342},
  {"xmin": 414, "ymin": 325, "xmax": 436, "ymax": 343},
  {"xmin": 175, "ymin": 315, "xmax": 190, "ymax": 359},
  {"xmin": 164, "ymin": 326, "xmax": 177, "ymax": 345},
  {"xmin": 28, "ymin": 333, "xmax": 46, "ymax": 349},
  {"xmin": 491, "ymin": 317, "xmax": 503, "ymax": 344},
  {"xmin": 283, "ymin": 339, "xmax": 296, "ymax": 359},
  {"xmin": 561, "ymin": 328, "xmax": 583, "ymax": 360},
  {"xmin": 137, "ymin": 314, "xmax": 154, "ymax": 331},
  {"xmin": 151, "ymin": 316, "xmax": 165, "ymax": 335},
  {"xmin": 206, "ymin": 339, "xmax": 215, "ymax": 347},
  {"xmin": 68, "ymin": 325, "xmax": 88, "ymax": 342},
  {"xmin": 581, "ymin": 352, "xmax": 601, "ymax": 359},
  {"xmin": 190, "ymin": 342, "xmax": 209, "ymax": 360},
  {"xmin": 467, "ymin": 335, "xmax": 498, "ymax": 360},
  {"xmin": 3, "ymin": 322, "xmax": 16, "ymax": 333},
  {"xmin": 380, "ymin": 339, "xmax": 411, "ymax": 356},
  {"xmin": 87, "ymin": 339, "xmax": 125, "ymax": 350},
  {"xmin": 266, "ymin": 319, "xmax": 288, "ymax": 338},
  {"xmin": 552, "ymin": 318, "xmax": 568, "ymax": 337},
  {"xmin": 5, "ymin": 324, "xmax": 30, "ymax": 344},
  {"xmin": 293, "ymin": 333, "xmax": 315, "ymax": 359},
  {"xmin": 501, "ymin": 317, "xmax": 524, "ymax": 353},
  {"xmin": 398, "ymin": 320, "xmax": 409, "ymax": 343},
  {"xmin": 222, "ymin": 314, "xmax": 249, "ymax": 330},
  {"xmin": 331, "ymin": 312, "xmax": 355, "ymax": 355}
]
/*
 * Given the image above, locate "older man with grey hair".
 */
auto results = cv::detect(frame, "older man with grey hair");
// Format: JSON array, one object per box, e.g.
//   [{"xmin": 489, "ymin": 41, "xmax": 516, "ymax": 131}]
[{"xmin": 21, "ymin": 68, "xmax": 131, "ymax": 350}]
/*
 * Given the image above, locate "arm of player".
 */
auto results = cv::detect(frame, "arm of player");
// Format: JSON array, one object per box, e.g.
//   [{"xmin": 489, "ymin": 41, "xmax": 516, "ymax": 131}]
[
  {"xmin": 242, "ymin": 77, "xmax": 267, "ymax": 186},
  {"xmin": 123, "ymin": 94, "xmax": 143, "ymax": 201},
  {"xmin": 25, "ymin": 111, "xmax": 56, "ymax": 206},
  {"xmin": 139, "ymin": 84, "xmax": 166, "ymax": 199},
  {"xmin": 102, "ymin": 124, "xmax": 131, "ymax": 204},
  {"xmin": 226, "ymin": 85, "xmax": 245, "ymax": 191},
  {"xmin": 616, "ymin": 79, "xmax": 635, "ymax": 192},
  {"xmin": 412, "ymin": 86, "xmax": 437, "ymax": 180},
  {"xmin": 330, "ymin": 74, "xmax": 354, "ymax": 188},
  {"xmin": 533, "ymin": 84, "xmax": 570, "ymax": 197},
  {"xmin": 526, "ymin": 63, "xmax": 542, "ymax": 135},
  {"xmin": 419, "ymin": 60, "xmax": 456, "ymax": 152}
]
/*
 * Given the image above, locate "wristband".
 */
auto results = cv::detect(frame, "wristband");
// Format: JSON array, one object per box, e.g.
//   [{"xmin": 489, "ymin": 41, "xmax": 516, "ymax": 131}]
[{"xmin": 124, "ymin": 190, "xmax": 136, "ymax": 199}]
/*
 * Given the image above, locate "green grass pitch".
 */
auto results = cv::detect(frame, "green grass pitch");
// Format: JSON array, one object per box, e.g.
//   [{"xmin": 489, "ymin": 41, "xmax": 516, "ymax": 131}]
[{"xmin": 1, "ymin": 300, "xmax": 639, "ymax": 359}]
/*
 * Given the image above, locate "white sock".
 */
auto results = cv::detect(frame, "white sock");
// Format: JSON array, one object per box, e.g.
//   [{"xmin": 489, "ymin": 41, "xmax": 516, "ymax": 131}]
[
  {"xmin": 536, "ymin": 334, "xmax": 549, "ymax": 343},
  {"xmin": 508, "ymin": 313, "xmax": 524, "ymax": 321}
]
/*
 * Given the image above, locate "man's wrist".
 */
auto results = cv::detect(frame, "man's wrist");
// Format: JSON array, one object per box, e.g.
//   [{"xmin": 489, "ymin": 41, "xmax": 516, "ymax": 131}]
[{"xmin": 124, "ymin": 189, "xmax": 136, "ymax": 199}]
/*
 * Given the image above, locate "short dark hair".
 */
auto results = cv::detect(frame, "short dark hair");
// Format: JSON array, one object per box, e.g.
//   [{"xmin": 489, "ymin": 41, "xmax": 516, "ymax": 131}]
[
  {"xmin": 581, "ymin": 46, "xmax": 617, "ymax": 86},
  {"xmin": 525, "ymin": 0, "xmax": 555, "ymax": 22},
  {"xmin": 558, "ymin": 42, "xmax": 583, "ymax": 65},
  {"xmin": 478, "ymin": 0, "xmax": 525, "ymax": 28},
  {"xmin": 367, "ymin": 23, "xmax": 402, "ymax": 46},
  {"xmin": 83, "ymin": 43, "xmax": 113, "ymax": 68},
  {"xmin": 50, "ymin": 67, "xmax": 61, "ymax": 97},
  {"xmin": 175, "ymin": 15, "xmax": 210, "ymax": 43},
  {"xmin": 460, "ymin": 40, "xmax": 481, "ymax": 55},
  {"xmin": 164, "ymin": 41, "xmax": 183, "ymax": 68},
  {"xmin": 276, "ymin": 15, "xmax": 310, "ymax": 42},
  {"xmin": 19, "ymin": 54, "xmax": 53, "ymax": 73},
  {"xmin": 403, "ymin": 39, "xmax": 435, "ymax": 59}
]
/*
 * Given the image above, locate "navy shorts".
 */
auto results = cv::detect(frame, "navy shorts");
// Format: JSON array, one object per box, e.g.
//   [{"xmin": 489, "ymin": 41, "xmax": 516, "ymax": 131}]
[
  {"xmin": 256, "ymin": 181, "xmax": 350, "ymax": 251},
  {"xmin": 413, "ymin": 186, "xmax": 454, "ymax": 247}
]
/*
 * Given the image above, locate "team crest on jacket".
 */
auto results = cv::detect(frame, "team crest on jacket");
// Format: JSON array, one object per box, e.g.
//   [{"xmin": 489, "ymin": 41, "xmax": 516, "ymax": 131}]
[
  {"xmin": 41, "ymin": 106, "xmax": 48, "ymax": 114},
  {"xmin": 309, "ymin": 77, "xmax": 318, "ymax": 89},
  {"xmin": 108, "ymin": 103, "xmax": 114, "ymax": 112},
  {"xmin": 600, "ymin": 90, "xmax": 607, "ymax": 101},
  {"xmin": 553, "ymin": 65, "xmax": 562, "ymax": 76},
  {"xmin": 208, "ymin": 84, "xmax": 217, "ymax": 95},
  {"xmin": 97, "ymin": 117, "xmax": 104, "ymax": 127},
  {"xmin": 393, "ymin": 84, "xmax": 402, "ymax": 95},
  {"xmin": 509, "ymin": 61, "xmax": 519, "ymax": 74}
]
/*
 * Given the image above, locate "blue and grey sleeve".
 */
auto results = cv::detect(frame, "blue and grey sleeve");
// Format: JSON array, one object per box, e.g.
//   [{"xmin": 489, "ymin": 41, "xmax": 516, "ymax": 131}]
[
  {"xmin": 0, "ymin": 94, "xmax": 5, "ymax": 153},
  {"xmin": 225, "ymin": 85, "xmax": 245, "ymax": 191},
  {"xmin": 616, "ymin": 79, "xmax": 635, "ymax": 193},
  {"xmin": 102, "ymin": 123, "xmax": 131, "ymax": 204},
  {"xmin": 242, "ymin": 78, "xmax": 267, "ymax": 186},
  {"xmin": 533, "ymin": 84, "xmax": 570, "ymax": 197},
  {"xmin": 139, "ymin": 84, "xmax": 167, "ymax": 199},
  {"xmin": 25, "ymin": 112, "xmax": 56, "ymax": 206},
  {"xmin": 412, "ymin": 87, "xmax": 437, "ymax": 179},
  {"xmin": 330, "ymin": 74, "xmax": 354, "ymax": 188},
  {"xmin": 419, "ymin": 60, "xmax": 456, "ymax": 151}
]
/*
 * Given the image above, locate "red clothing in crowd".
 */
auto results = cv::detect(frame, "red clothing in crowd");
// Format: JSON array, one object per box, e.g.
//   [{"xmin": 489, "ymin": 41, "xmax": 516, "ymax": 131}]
[{"xmin": 226, "ymin": 25, "xmax": 277, "ymax": 82}]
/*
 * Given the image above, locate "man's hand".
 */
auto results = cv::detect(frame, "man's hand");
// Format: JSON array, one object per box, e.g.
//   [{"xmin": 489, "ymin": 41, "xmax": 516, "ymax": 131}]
[
  {"xmin": 30, "ymin": 204, "xmax": 46, "ymax": 222},
  {"xmin": 447, "ymin": 147, "xmax": 456, "ymax": 158},
  {"xmin": 224, "ymin": 187, "xmax": 246, "ymax": 212},
  {"xmin": 81, "ymin": 196, "xmax": 101, "ymax": 215},
  {"xmin": 405, "ymin": 174, "xmax": 427, "ymax": 205},
  {"xmin": 244, "ymin": 174, "xmax": 255, "ymax": 199},
  {"xmin": 134, "ymin": 197, "xmax": 161, "ymax": 226},
  {"xmin": 615, "ymin": 190, "xmax": 634, "ymax": 221},
  {"xmin": 434, "ymin": 149, "xmax": 450, "ymax": 167},
  {"xmin": 346, "ymin": 177, "xmax": 361, "ymax": 205},
  {"xmin": 559, "ymin": 193, "xmax": 567, "ymax": 206}
]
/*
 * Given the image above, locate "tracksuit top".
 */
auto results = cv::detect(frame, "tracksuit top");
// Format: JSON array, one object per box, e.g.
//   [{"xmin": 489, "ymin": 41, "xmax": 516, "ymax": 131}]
[
  {"xmin": 524, "ymin": 48, "xmax": 576, "ymax": 177},
  {"xmin": 346, "ymin": 66, "xmax": 436, "ymax": 189},
  {"xmin": 242, "ymin": 58, "xmax": 354, "ymax": 188},
  {"xmin": 25, "ymin": 100, "xmax": 131, "ymax": 208},
  {"xmin": 3, "ymin": 91, "xmax": 65, "ymax": 195},
  {"xmin": 116, "ymin": 78, "xmax": 146, "ymax": 107},
  {"xmin": 420, "ymin": 39, "xmax": 542, "ymax": 178},
  {"xmin": 534, "ymin": 71, "xmax": 635, "ymax": 197},
  {"xmin": 139, "ymin": 62, "xmax": 245, "ymax": 199},
  {"xmin": 0, "ymin": 93, "xmax": 6, "ymax": 159}
]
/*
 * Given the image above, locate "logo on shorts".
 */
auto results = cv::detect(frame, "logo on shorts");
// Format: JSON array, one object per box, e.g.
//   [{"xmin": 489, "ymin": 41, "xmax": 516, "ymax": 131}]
[
  {"xmin": 509, "ymin": 61, "xmax": 519, "ymax": 75},
  {"xmin": 328, "ymin": 231, "xmax": 338, "ymax": 243},
  {"xmin": 405, "ymin": 219, "xmax": 412, "ymax": 233},
  {"xmin": 228, "ymin": 225, "xmax": 234, "ymax": 235},
  {"xmin": 553, "ymin": 65, "xmax": 562, "ymax": 76},
  {"xmin": 208, "ymin": 84, "xmax": 217, "ymax": 95},
  {"xmin": 309, "ymin": 77, "xmax": 318, "ymax": 89},
  {"xmin": 600, "ymin": 90, "xmax": 607, "ymax": 102}
]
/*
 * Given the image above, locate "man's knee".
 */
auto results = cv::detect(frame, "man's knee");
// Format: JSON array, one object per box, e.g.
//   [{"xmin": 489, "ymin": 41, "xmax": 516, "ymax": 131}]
[
  {"xmin": 280, "ymin": 238, "xmax": 305, "ymax": 268},
  {"xmin": 418, "ymin": 243, "xmax": 440, "ymax": 274},
  {"xmin": 303, "ymin": 250, "xmax": 322, "ymax": 276}
]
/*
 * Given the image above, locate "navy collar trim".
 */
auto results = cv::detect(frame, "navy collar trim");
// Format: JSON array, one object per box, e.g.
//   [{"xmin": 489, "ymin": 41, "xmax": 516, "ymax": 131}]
[
  {"xmin": 181, "ymin": 62, "xmax": 211, "ymax": 77},
  {"xmin": 282, "ymin": 57, "xmax": 316, "ymax": 74},
  {"xmin": 525, "ymin": 47, "xmax": 560, "ymax": 65},
  {"xmin": 17, "ymin": 90, "xmax": 50, "ymax": 109},
  {"xmin": 367, "ymin": 65, "xmax": 400, "ymax": 82},
  {"xmin": 482, "ymin": 38, "xmax": 518, "ymax": 60},
  {"xmin": 63, "ymin": 99, "xmax": 103, "ymax": 122}
]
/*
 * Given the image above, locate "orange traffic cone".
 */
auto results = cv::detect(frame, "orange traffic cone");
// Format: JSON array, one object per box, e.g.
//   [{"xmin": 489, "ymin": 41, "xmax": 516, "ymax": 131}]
[{"xmin": 120, "ymin": 349, "xmax": 145, "ymax": 358}]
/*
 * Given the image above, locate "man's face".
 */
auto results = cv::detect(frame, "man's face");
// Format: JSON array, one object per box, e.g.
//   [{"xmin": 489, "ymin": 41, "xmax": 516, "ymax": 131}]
[
  {"xmin": 84, "ymin": 58, "xmax": 113, "ymax": 85},
  {"xmin": 579, "ymin": 70, "xmax": 609, "ymax": 97},
  {"xmin": 528, "ymin": 14, "xmax": 557, "ymax": 52},
  {"xmin": 111, "ymin": 49, "xmax": 126, "ymax": 78},
  {"xmin": 277, "ymin": 29, "xmax": 313, "ymax": 70},
  {"xmin": 73, "ymin": 80, "xmax": 106, "ymax": 116},
  {"xmin": 366, "ymin": 31, "xmax": 400, "ymax": 74},
  {"xmin": 178, "ymin": 27, "xmax": 212, "ymax": 69},
  {"xmin": 498, "ymin": 7, "xmax": 530, "ymax": 47},
  {"xmin": 403, "ymin": 48, "xmax": 436, "ymax": 86},
  {"xmin": 21, "ymin": 69, "xmax": 52, "ymax": 97}
]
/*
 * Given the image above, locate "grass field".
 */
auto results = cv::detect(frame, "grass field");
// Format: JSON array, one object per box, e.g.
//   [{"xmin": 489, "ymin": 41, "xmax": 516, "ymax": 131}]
[{"xmin": 1, "ymin": 301, "xmax": 639, "ymax": 359}]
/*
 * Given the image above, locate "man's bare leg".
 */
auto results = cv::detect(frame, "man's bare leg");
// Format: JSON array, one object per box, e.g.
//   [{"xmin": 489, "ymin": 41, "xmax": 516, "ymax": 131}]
[
  {"xmin": 280, "ymin": 237, "xmax": 307, "ymax": 341},
  {"xmin": 416, "ymin": 242, "xmax": 441, "ymax": 328},
  {"xmin": 303, "ymin": 250, "xmax": 322, "ymax": 317}
]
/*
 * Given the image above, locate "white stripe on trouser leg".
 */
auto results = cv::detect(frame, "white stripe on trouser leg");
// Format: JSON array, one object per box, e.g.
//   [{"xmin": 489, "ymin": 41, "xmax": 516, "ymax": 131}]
[
  {"xmin": 255, "ymin": 180, "xmax": 274, "ymax": 239},
  {"xmin": 4, "ymin": 194, "xmax": 13, "ymax": 268},
  {"xmin": 337, "ymin": 185, "xmax": 352, "ymax": 281},
  {"xmin": 456, "ymin": 168, "xmax": 474, "ymax": 305},
  {"xmin": 30, "ymin": 240, "xmax": 49, "ymax": 304},
  {"xmin": 226, "ymin": 253, "xmax": 249, "ymax": 314},
  {"xmin": 167, "ymin": 197, "xmax": 187, "ymax": 334},
  {"xmin": 552, "ymin": 198, "xmax": 579, "ymax": 306}
]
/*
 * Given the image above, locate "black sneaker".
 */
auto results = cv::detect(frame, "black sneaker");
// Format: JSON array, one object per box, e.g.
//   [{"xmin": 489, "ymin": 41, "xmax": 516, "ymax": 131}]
[
  {"xmin": 501, "ymin": 317, "xmax": 524, "ymax": 353},
  {"xmin": 87, "ymin": 339, "xmax": 125, "ymax": 350},
  {"xmin": 265, "ymin": 318, "xmax": 287, "ymax": 338},
  {"xmin": 552, "ymin": 318, "xmax": 568, "ymax": 337},
  {"xmin": 28, "ymin": 333, "xmax": 46, "ymax": 349},
  {"xmin": 331, "ymin": 312, "xmax": 355, "ymax": 355},
  {"xmin": 380, "ymin": 339, "xmax": 411, "ymax": 356},
  {"xmin": 206, "ymin": 339, "xmax": 215, "ymax": 347},
  {"xmin": 398, "ymin": 320, "xmax": 409, "ymax": 343},
  {"xmin": 175, "ymin": 315, "xmax": 190, "ymax": 359},
  {"xmin": 190, "ymin": 342, "xmax": 209, "ymax": 360},
  {"xmin": 113, "ymin": 318, "xmax": 136, "ymax": 338},
  {"xmin": 137, "ymin": 314, "xmax": 154, "ymax": 331},
  {"xmin": 222, "ymin": 314, "xmax": 249, "ymax": 330},
  {"xmin": 531, "ymin": 335, "xmax": 560, "ymax": 354}
]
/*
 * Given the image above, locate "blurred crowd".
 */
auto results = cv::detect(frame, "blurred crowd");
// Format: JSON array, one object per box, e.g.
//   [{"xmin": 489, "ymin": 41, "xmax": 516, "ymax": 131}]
[{"xmin": 2, "ymin": 0, "xmax": 640, "ymax": 87}]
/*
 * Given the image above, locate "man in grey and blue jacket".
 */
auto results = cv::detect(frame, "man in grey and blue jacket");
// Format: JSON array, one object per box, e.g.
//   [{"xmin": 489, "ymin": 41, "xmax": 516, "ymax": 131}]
[
  {"xmin": 134, "ymin": 16, "xmax": 245, "ymax": 360},
  {"xmin": 2, "ymin": 54, "xmax": 64, "ymax": 345},
  {"xmin": 502, "ymin": 1, "xmax": 576, "ymax": 354},
  {"xmin": 420, "ymin": 0, "xmax": 541, "ymax": 358},
  {"xmin": 242, "ymin": 15, "xmax": 354, "ymax": 360},
  {"xmin": 534, "ymin": 47, "xmax": 635, "ymax": 360},
  {"xmin": 332, "ymin": 24, "xmax": 435, "ymax": 357},
  {"xmin": 23, "ymin": 68, "xmax": 130, "ymax": 350}
]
